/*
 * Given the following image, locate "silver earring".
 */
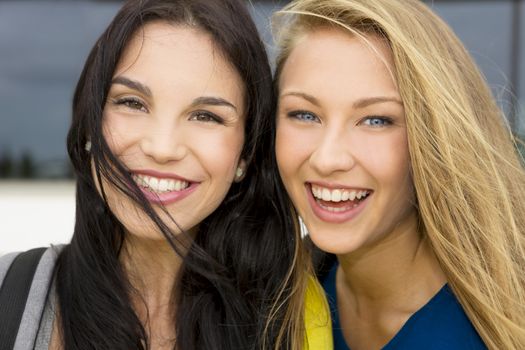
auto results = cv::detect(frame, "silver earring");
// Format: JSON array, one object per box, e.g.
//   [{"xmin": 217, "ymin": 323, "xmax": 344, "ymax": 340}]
[
  {"xmin": 84, "ymin": 141, "xmax": 92, "ymax": 152},
  {"xmin": 235, "ymin": 167, "xmax": 244, "ymax": 179},
  {"xmin": 298, "ymin": 216, "xmax": 309, "ymax": 238}
]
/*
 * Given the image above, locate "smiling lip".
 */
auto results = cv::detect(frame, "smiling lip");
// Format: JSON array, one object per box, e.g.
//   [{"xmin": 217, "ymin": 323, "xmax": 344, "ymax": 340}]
[
  {"xmin": 132, "ymin": 169, "xmax": 195, "ymax": 182},
  {"xmin": 306, "ymin": 182, "xmax": 371, "ymax": 223},
  {"xmin": 130, "ymin": 169, "xmax": 199, "ymax": 205}
]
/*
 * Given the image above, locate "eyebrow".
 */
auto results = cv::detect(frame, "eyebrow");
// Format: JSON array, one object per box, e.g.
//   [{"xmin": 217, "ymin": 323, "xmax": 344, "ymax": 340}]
[
  {"xmin": 281, "ymin": 92, "xmax": 321, "ymax": 107},
  {"xmin": 190, "ymin": 96, "xmax": 238, "ymax": 112},
  {"xmin": 280, "ymin": 91, "xmax": 403, "ymax": 109},
  {"xmin": 111, "ymin": 76, "xmax": 237, "ymax": 111},
  {"xmin": 353, "ymin": 96, "xmax": 403, "ymax": 109},
  {"xmin": 111, "ymin": 76, "xmax": 152, "ymax": 97}
]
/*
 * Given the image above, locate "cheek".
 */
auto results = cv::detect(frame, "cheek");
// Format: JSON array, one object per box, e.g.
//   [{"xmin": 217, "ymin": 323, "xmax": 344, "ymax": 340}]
[
  {"xmin": 196, "ymin": 127, "xmax": 245, "ymax": 178},
  {"xmin": 90, "ymin": 161, "xmax": 146, "ymax": 229},
  {"xmin": 358, "ymin": 132, "xmax": 411, "ymax": 186},
  {"xmin": 386, "ymin": 136, "xmax": 411, "ymax": 186},
  {"xmin": 276, "ymin": 123, "xmax": 309, "ymax": 182},
  {"xmin": 102, "ymin": 112, "xmax": 143, "ymax": 156}
]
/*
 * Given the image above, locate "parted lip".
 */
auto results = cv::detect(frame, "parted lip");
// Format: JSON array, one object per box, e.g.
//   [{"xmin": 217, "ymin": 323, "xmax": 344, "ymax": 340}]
[
  {"xmin": 129, "ymin": 170, "xmax": 199, "ymax": 205},
  {"xmin": 130, "ymin": 169, "xmax": 198, "ymax": 183},
  {"xmin": 307, "ymin": 181, "xmax": 372, "ymax": 192},
  {"xmin": 306, "ymin": 182, "xmax": 371, "ymax": 223}
]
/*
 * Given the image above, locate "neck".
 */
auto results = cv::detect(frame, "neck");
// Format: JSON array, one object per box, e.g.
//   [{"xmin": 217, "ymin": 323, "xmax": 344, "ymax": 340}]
[
  {"xmin": 337, "ymin": 213, "xmax": 446, "ymax": 313},
  {"xmin": 120, "ymin": 233, "xmax": 189, "ymax": 316}
]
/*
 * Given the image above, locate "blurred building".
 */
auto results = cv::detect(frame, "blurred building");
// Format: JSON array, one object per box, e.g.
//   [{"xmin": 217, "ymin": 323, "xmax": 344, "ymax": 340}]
[{"xmin": 0, "ymin": 0, "xmax": 523, "ymax": 179}]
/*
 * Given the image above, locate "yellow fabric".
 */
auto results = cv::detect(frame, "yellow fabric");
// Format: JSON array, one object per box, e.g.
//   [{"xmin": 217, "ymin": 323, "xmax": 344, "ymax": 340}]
[{"xmin": 304, "ymin": 277, "xmax": 333, "ymax": 349}]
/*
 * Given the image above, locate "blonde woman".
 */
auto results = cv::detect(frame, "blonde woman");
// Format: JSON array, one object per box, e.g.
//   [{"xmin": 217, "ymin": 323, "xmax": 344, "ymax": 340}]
[{"xmin": 272, "ymin": 0, "xmax": 525, "ymax": 349}]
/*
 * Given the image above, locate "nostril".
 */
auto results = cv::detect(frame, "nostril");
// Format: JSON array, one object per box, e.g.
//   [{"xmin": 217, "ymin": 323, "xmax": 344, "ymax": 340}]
[
  {"xmin": 140, "ymin": 138, "xmax": 188, "ymax": 163},
  {"xmin": 309, "ymin": 148, "xmax": 355, "ymax": 175}
]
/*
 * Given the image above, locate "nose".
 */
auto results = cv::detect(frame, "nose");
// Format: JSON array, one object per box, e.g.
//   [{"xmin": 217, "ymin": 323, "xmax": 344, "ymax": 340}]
[
  {"xmin": 309, "ymin": 126, "xmax": 355, "ymax": 176},
  {"xmin": 140, "ymin": 124, "xmax": 188, "ymax": 164}
]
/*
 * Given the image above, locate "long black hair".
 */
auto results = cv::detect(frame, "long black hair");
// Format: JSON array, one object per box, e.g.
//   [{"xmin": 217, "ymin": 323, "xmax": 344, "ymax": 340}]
[{"xmin": 58, "ymin": 0, "xmax": 303, "ymax": 348}]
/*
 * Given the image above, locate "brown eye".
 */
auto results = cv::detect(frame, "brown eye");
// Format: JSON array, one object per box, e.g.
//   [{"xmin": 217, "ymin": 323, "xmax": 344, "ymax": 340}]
[
  {"xmin": 114, "ymin": 97, "xmax": 148, "ymax": 112},
  {"xmin": 189, "ymin": 111, "xmax": 224, "ymax": 124}
]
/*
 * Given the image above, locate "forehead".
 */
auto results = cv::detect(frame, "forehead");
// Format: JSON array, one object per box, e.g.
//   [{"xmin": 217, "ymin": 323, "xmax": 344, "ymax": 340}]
[
  {"xmin": 279, "ymin": 27, "xmax": 399, "ymax": 99},
  {"xmin": 117, "ymin": 21, "xmax": 234, "ymax": 75},
  {"xmin": 112, "ymin": 21, "xmax": 245, "ymax": 110}
]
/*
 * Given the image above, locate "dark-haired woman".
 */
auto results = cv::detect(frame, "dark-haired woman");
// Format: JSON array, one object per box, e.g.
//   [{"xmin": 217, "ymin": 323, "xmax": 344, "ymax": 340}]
[{"xmin": 0, "ymin": 0, "xmax": 331, "ymax": 349}]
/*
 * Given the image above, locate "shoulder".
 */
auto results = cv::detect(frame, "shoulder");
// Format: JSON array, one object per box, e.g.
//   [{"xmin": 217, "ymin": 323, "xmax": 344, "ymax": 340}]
[
  {"xmin": 0, "ymin": 245, "xmax": 65, "ymax": 350},
  {"xmin": 304, "ymin": 276, "xmax": 334, "ymax": 349},
  {"xmin": 0, "ymin": 251, "xmax": 20, "ymax": 285},
  {"xmin": 0, "ymin": 245, "xmax": 65, "ymax": 286},
  {"xmin": 0, "ymin": 245, "xmax": 65, "ymax": 304},
  {"xmin": 386, "ymin": 285, "xmax": 487, "ymax": 350}
]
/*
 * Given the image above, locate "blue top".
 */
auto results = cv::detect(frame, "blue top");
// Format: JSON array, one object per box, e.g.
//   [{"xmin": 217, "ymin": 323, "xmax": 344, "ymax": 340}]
[{"xmin": 322, "ymin": 263, "xmax": 487, "ymax": 350}]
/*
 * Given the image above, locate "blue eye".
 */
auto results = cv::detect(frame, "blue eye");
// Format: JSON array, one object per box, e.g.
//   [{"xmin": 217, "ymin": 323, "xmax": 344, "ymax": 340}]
[
  {"xmin": 190, "ymin": 111, "xmax": 224, "ymax": 124},
  {"xmin": 288, "ymin": 110, "xmax": 320, "ymax": 123},
  {"xmin": 362, "ymin": 116, "xmax": 392, "ymax": 127}
]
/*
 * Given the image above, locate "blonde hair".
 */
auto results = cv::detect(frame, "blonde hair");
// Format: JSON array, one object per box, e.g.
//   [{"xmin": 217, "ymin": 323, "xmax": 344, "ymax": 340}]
[{"xmin": 273, "ymin": 0, "xmax": 525, "ymax": 349}]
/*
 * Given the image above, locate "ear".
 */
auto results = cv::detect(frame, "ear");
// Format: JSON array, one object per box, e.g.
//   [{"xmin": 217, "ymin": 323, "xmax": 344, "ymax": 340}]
[{"xmin": 234, "ymin": 159, "xmax": 247, "ymax": 182}]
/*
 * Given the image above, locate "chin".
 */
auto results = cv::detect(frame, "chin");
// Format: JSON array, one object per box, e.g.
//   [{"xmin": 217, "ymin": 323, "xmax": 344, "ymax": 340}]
[{"xmin": 308, "ymin": 229, "xmax": 363, "ymax": 256}]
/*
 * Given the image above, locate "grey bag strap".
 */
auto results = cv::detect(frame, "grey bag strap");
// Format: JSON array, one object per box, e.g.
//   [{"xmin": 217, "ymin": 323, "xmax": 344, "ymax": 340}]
[{"xmin": 0, "ymin": 247, "xmax": 47, "ymax": 350}]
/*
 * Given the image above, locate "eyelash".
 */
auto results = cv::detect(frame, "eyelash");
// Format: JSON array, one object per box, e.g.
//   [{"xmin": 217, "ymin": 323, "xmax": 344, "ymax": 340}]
[
  {"xmin": 112, "ymin": 97, "xmax": 148, "ymax": 112},
  {"xmin": 287, "ymin": 110, "xmax": 393, "ymax": 128},
  {"xmin": 287, "ymin": 110, "xmax": 320, "ymax": 123},
  {"xmin": 189, "ymin": 111, "xmax": 224, "ymax": 124},
  {"xmin": 360, "ymin": 116, "xmax": 393, "ymax": 127},
  {"xmin": 111, "ymin": 98, "xmax": 225, "ymax": 125}
]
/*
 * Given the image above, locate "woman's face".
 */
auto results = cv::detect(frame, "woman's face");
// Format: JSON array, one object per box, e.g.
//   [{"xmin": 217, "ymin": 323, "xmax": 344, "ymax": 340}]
[
  {"xmin": 276, "ymin": 28, "xmax": 416, "ymax": 255},
  {"xmin": 100, "ymin": 21, "xmax": 246, "ymax": 240}
]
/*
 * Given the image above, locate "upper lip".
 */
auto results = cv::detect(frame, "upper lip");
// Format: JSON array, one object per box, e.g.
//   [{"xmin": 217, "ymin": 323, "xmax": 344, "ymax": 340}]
[
  {"xmin": 308, "ymin": 181, "xmax": 372, "ymax": 192},
  {"xmin": 130, "ymin": 169, "xmax": 198, "ymax": 183}
]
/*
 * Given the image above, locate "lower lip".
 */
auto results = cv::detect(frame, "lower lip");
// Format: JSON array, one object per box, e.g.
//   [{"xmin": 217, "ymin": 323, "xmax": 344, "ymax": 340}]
[
  {"xmin": 306, "ymin": 185, "xmax": 370, "ymax": 223},
  {"xmin": 137, "ymin": 182, "xmax": 198, "ymax": 205}
]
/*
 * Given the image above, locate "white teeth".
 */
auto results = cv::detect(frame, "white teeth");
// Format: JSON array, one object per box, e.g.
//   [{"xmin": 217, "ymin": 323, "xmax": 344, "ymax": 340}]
[
  {"xmin": 133, "ymin": 175, "xmax": 143, "ymax": 187},
  {"xmin": 149, "ymin": 177, "xmax": 159, "ymax": 189},
  {"xmin": 158, "ymin": 179, "xmax": 168, "ymax": 192},
  {"xmin": 332, "ymin": 189, "xmax": 342, "ymax": 202},
  {"xmin": 322, "ymin": 188, "xmax": 331, "ymax": 201},
  {"xmin": 132, "ymin": 174, "xmax": 189, "ymax": 193},
  {"xmin": 311, "ymin": 185, "xmax": 369, "ymax": 203}
]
